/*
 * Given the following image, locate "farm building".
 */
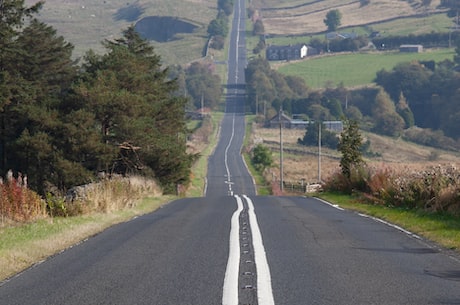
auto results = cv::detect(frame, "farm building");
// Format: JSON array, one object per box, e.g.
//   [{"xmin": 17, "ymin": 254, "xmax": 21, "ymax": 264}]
[
  {"xmin": 266, "ymin": 44, "xmax": 310, "ymax": 61},
  {"xmin": 399, "ymin": 44, "xmax": 423, "ymax": 53},
  {"xmin": 267, "ymin": 112, "xmax": 343, "ymax": 132}
]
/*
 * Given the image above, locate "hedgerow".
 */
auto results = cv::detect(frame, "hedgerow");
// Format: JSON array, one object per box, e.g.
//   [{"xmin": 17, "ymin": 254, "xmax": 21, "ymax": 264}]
[{"xmin": 323, "ymin": 164, "xmax": 460, "ymax": 215}]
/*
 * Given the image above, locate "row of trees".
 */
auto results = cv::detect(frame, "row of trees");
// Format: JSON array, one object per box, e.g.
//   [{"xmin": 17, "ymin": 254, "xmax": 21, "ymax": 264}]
[
  {"xmin": 207, "ymin": 0, "xmax": 234, "ymax": 50},
  {"xmin": 1, "ymin": 1, "xmax": 195, "ymax": 194},
  {"xmin": 375, "ymin": 57, "xmax": 460, "ymax": 139}
]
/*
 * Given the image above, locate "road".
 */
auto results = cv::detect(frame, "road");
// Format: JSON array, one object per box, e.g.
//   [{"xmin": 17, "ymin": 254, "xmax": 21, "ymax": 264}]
[{"xmin": 1, "ymin": 0, "xmax": 460, "ymax": 304}]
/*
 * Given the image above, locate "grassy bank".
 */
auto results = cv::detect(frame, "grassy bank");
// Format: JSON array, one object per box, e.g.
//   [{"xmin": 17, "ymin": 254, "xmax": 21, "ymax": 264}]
[
  {"xmin": 187, "ymin": 112, "xmax": 225, "ymax": 197},
  {"xmin": 318, "ymin": 192, "xmax": 460, "ymax": 251},
  {"xmin": 0, "ymin": 195, "xmax": 174, "ymax": 281}
]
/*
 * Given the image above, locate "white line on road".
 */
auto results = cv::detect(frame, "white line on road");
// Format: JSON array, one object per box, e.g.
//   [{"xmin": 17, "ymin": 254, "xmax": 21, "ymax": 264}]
[
  {"xmin": 222, "ymin": 196, "xmax": 243, "ymax": 305},
  {"xmin": 244, "ymin": 195, "xmax": 275, "ymax": 305},
  {"xmin": 315, "ymin": 197, "xmax": 345, "ymax": 210},
  {"xmin": 224, "ymin": 113, "xmax": 236, "ymax": 186}
]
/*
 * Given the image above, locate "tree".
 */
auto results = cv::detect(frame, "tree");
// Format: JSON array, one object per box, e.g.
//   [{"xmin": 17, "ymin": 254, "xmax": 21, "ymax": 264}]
[
  {"xmin": 337, "ymin": 119, "xmax": 365, "ymax": 178},
  {"xmin": 77, "ymin": 26, "xmax": 194, "ymax": 192},
  {"xmin": 372, "ymin": 89, "xmax": 405, "ymax": 136},
  {"xmin": 454, "ymin": 38, "xmax": 460, "ymax": 66},
  {"xmin": 396, "ymin": 92, "xmax": 415, "ymax": 128},
  {"xmin": 252, "ymin": 144, "xmax": 273, "ymax": 171},
  {"xmin": 324, "ymin": 9, "xmax": 342, "ymax": 32},
  {"xmin": 218, "ymin": 0, "xmax": 234, "ymax": 15},
  {"xmin": 298, "ymin": 122, "xmax": 339, "ymax": 149},
  {"xmin": 185, "ymin": 62, "xmax": 222, "ymax": 110},
  {"xmin": 0, "ymin": 0, "xmax": 44, "ymax": 176},
  {"xmin": 207, "ymin": 14, "xmax": 229, "ymax": 37},
  {"xmin": 1, "ymin": 15, "xmax": 80, "ymax": 192},
  {"xmin": 253, "ymin": 19, "xmax": 265, "ymax": 35}
]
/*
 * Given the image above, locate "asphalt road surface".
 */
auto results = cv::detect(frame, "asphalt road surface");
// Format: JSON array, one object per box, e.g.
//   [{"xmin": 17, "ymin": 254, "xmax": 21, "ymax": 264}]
[{"xmin": 1, "ymin": 0, "xmax": 460, "ymax": 304}]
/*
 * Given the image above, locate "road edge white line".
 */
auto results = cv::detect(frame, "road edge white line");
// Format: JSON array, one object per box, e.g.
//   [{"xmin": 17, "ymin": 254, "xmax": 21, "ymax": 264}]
[
  {"xmin": 222, "ymin": 195, "xmax": 243, "ymax": 305},
  {"xmin": 314, "ymin": 197, "xmax": 345, "ymax": 210},
  {"xmin": 315, "ymin": 197, "xmax": 422, "ymax": 239},
  {"xmin": 243, "ymin": 195, "xmax": 275, "ymax": 305}
]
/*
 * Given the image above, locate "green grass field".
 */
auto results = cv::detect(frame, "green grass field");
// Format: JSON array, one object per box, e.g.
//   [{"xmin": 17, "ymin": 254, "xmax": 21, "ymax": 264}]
[{"xmin": 276, "ymin": 48, "xmax": 455, "ymax": 88}]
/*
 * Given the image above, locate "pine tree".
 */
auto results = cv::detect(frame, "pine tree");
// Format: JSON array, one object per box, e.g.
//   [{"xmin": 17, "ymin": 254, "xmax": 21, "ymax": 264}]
[
  {"xmin": 77, "ymin": 26, "xmax": 194, "ymax": 192},
  {"xmin": 338, "ymin": 119, "xmax": 364, "ymax": 178},
  {"xmin": 7, "ymin": 18, "xmax": 78, "ymax": 192},
  {"xmin": 0, "ymin": 1, "xmax": 44, "ymax": 175}
]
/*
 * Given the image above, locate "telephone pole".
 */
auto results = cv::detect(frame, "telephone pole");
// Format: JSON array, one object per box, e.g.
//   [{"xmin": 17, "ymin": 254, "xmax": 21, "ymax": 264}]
[
  {"xmin": 279, "ymin": 109, "xmax": 284, "ymax": 192},
  {"xmin": 318, "ymin": 122, "xmax": 322, "ymax": 183}
]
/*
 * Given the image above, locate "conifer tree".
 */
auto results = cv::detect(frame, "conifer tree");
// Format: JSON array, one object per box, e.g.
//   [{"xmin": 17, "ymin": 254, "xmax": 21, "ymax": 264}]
[
  {"xmin": 0, "ymin": 1, "xmax": 44, "ymax": 174},
  {"xmin": 338, "ymin": 119, "xmax": 364, "ymax": 179},
  {"xmin": 77, "ymin": 26, "xmax": 194, "ymax": 192}
]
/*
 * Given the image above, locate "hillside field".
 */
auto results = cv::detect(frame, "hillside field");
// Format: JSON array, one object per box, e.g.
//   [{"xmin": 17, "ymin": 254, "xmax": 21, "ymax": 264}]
[
  {"xmin": 25, "ymin": 0, "xmax": 217, "ymax": 64},
  {"xmin": 250, "ymin": 0, "xmax": 447, "ymax": 35},
  {"xmin": 275, "ymin": 48, "xmax": 455, "ymax": 88}
]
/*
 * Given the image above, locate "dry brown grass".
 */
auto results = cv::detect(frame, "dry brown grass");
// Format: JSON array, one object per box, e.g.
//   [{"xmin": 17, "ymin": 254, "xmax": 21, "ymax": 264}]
[
  {"xmin": 71, "ymin": 176, "xmax": 163, "ymax": 214},
  {"xmin": 252, "ymin": 124, "xmax": 460, "ymax": 187},
  {"xmin": 0, "ymin": 176, "xmax": 167, "ymax": 281},
  {"xmin": 250, "ymin": 0, "xmax": 444, "ymax": 35}
]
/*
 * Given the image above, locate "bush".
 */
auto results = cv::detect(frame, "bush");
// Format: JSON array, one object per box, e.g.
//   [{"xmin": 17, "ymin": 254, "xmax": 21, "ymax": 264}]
[
  {"xmin": 324, "ymin": 164, "xmax": 460, "ymax": 215},
  {"xmin": 252, "ymin": 144, "xmax": 273, "ymax": 172},
  {"xmin": 210, "ymin": 35, "xmax": 225, "ymax": 50},
  {"xmin": 322, "ymin": 164, "xmax": 370, "ymax": 194},
  {"xmin": 0, "ymin": 171, "xmax": 45, "ymax": 224}
]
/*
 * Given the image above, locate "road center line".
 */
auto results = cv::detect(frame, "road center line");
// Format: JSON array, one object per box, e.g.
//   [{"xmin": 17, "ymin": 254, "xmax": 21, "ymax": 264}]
[
  {"xmin": 222, "ymin": 195, "xmax": 243, "ymax": 305},
  {"xmin": 243, "ymin": 195, "xmax": 275, "ymax": 305}
]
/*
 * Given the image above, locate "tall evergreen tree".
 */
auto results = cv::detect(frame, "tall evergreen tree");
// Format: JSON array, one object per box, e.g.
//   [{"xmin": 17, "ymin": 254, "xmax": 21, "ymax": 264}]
[
  {"xmin": 338, "ymin": 119, "xmax": 364, "ymax": 179},
  {"xmin": 77, "ymin": 26, "xmax": 194, "ymax": 192},
  {"xmin": 0, "ymin": 0, "xmax": 43, "ymax": 175},
  {"xmin": 8, "ymin": 18, "xmax": 79, "ymax": 192}
]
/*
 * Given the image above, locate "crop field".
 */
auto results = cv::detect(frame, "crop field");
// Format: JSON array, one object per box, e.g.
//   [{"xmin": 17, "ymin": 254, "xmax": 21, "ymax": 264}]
[
  {"xmin": 250, "ymin": 0, "xmax": 447, "ymax": 35},
  {"xmin": 25, "ymin": 0, "xmax": 217, "ymax": 64},
  {"xmin": 275, "ymin": 48, "xmax": 455, "ymax": 88}
]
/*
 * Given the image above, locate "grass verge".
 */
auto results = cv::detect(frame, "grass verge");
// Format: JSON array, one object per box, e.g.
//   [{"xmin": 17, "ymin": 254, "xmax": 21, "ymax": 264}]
[
  {"xmin": 243, "ymin": 115, "xmax": 272, "ymax": 195},
  {"xmin": 0, "ymin": 195, "xmax": 174, "ymax": 281},
  {"xmin": 187, "ymin": 112, "xmax": 225, "ymax": 197},
  {"xmin": 317, "ymin": 192, "xmax": 460, "ymax": 251}
]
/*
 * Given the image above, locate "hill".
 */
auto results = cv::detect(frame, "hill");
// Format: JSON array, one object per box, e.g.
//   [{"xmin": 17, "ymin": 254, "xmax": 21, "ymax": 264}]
[
  {"xmin": 25, "ymin": 0, "xmax": 217, "ymax": 64},
  {"xmin": 250, "ymin": 0, "xmax": 448, "ymax": 35}
]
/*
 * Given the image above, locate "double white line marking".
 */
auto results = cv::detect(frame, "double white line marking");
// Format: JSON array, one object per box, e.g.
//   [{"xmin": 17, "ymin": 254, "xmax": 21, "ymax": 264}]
[{"xmin": 222, "ymin": 195, "xmax": 275, "ymax": 305}]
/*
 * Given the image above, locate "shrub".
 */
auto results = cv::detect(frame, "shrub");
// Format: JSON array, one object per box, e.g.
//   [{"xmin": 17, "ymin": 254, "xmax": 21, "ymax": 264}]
[
  {"xmin": 67, "ymin": 176, "xmax": 162, "ymax": 214},
  {"xmin": 322, "ymin": 164, "xmax": 370, "ymax": 194},
  {"xmin": 325, "ymin": 164, "xmax": 460, "ymax": 216},
  {"xmin": 0, "ymin": 171, "xmax": 45, "ymax": 224},
  {"xmin": 252, "ymin": 144, "xmax": 273, "ymax": 172}
]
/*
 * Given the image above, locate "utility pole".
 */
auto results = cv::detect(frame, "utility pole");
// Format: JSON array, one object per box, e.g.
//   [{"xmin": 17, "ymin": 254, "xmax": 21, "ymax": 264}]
[
  {"xmin": 255, "ymin": 93, "xmax": 258, "ymax": 116},
  {"xmin": 318, "ymin": 122, "xmax": 322, "ymax": 183},
  {"xmin": 200, "ymin": 93, "xmax": 204, "ymax": 117},
  {"xmin": 279, "ymin": 108, "xmax": 284, "ymax": 192}
]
